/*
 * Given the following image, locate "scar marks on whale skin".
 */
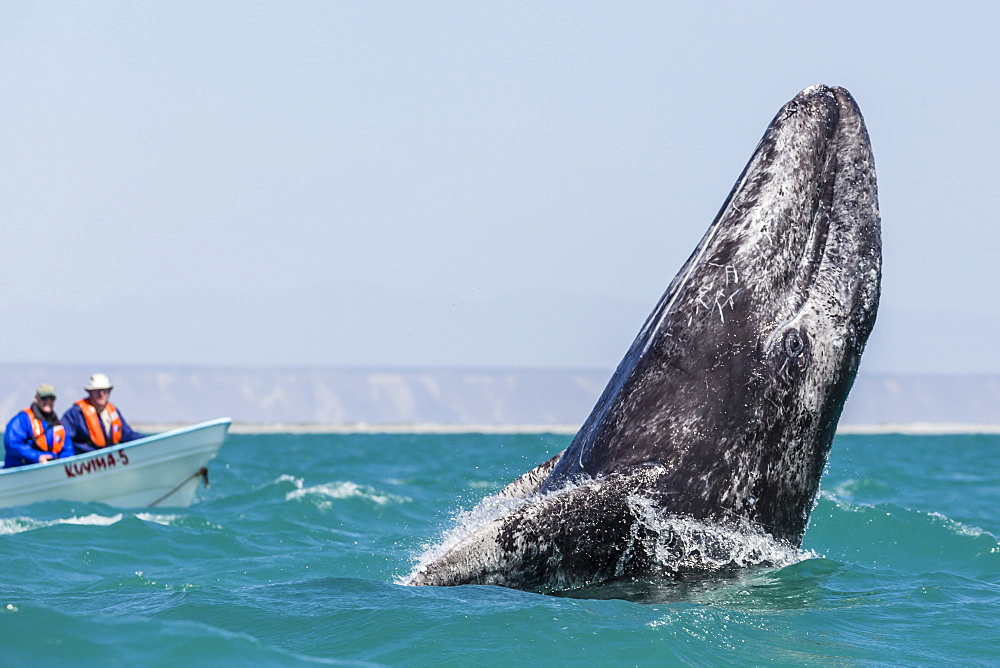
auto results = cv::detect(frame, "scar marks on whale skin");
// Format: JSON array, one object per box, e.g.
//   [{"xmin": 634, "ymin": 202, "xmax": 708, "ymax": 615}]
[{"xmin": 688, "ymin": 262, "xmax": 743, "ymax": 327}]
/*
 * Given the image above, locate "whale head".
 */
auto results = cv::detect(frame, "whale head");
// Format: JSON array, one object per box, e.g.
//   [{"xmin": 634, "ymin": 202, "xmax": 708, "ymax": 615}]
[{"xmin": 542, "ymin": 85, "xmax": 881, "ymax": 545}]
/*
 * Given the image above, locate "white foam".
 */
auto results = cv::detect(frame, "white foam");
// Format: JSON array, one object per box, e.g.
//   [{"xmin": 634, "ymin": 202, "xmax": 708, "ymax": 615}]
[
  {"xmin": 403, "ymin": 492, "xmax": 533, "ymax": 582},
  {"xmin": 0, "ymin": 513, "xmax": 122, "ymax": 535},
  {"xmin": 625, "ymin": 495, "xmax": 808, "ymax": 575},
  {"xmin": 0, "ymin": 510, "xmax": 205, "ymax": 535},
  {"xmin": 58, "ymin": 513, "xmax": 124, "ymax": 526},
  {"xmin": 134, "ymin": 513, "xmax": 184, "ymax": 526},
  {"xmin": 285, "ymin": 481, "xmax": 409, "ymax": 507},
  {"xmin": 0, "ymin": 518, "xmax": 41, "ymax": 536},
  {"xmin": 275, "ymin": 474, "xmax": 304, "ymax": 487}
]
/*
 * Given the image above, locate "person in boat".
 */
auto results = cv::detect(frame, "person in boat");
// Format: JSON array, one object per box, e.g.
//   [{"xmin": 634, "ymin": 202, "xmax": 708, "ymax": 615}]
[
  {"xmin": 61, "ymin": 373, "xmax": 145, "ymax": 453},
  {"xmin": 3, "ymin": 384, "xmax": 75, "ymax": 468}
]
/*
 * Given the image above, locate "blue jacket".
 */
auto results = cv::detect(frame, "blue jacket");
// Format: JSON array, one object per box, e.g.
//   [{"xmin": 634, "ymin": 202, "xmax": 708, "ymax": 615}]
[
  {"xmin": 4, "ymin": 408, "xmax": 76, "ymax": 468},
  {"xmin": 61, "ymin": 401, "xmax": 144, "ymax": 453}
]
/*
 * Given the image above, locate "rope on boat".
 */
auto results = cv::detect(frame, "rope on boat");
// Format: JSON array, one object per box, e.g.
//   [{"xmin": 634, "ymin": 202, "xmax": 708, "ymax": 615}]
[{"xmin": 147, "ymin": 467, "xmax": 210, "ymax": 507}]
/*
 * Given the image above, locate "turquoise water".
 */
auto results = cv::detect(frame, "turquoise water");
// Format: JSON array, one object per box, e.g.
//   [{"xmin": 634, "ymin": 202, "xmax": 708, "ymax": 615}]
[{"xmin": 1, "ymin": 431, "xmax": 998, "ymax": 665}]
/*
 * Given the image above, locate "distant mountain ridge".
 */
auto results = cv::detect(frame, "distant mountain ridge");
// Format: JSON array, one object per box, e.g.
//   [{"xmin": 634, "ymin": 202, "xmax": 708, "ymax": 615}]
[{"xmin": 0, "ymin": 364, "xmax": 996, "ymax": 428}]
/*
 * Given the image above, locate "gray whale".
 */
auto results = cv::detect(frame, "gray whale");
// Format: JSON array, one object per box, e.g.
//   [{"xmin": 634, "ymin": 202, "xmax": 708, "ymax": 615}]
[{"xmin": 407, "ymin": 84, "xmax": 881, "ymax": 592}]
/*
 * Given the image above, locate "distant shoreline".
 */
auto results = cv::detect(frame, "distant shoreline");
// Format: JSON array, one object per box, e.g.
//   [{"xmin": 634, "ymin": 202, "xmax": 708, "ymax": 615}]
[
  {"xmin": 136, "ymin": 422, "xmax": 1000, "ymax": 436},
  {"xmin": 6, "ymin": 368, "xmax": 998, "ymax": 429}
]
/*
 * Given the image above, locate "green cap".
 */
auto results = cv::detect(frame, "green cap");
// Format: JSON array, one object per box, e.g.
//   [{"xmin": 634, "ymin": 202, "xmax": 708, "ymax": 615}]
[{"xmin": 35, "ymin": 384, "xmax": 57, "ymax": 399}]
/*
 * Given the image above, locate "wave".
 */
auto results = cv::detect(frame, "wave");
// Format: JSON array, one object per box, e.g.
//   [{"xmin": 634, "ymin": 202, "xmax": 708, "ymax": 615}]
[
  {"xmin": 809, "ymin": 492, "xmax": 1000, "ymax": 580},
  {"xmin": 0, "ymin": 512, "xmax": 208, "ymax": 536},
  {"xmin": 281, "ymin": 476, "xmax": 411, "ymax": 508}
]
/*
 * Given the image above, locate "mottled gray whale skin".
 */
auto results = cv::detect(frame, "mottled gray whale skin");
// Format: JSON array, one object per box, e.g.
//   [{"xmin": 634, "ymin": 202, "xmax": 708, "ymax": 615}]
[{"xmin": 407, "ymin": 85, "xmax": 881, "ymax": 592}]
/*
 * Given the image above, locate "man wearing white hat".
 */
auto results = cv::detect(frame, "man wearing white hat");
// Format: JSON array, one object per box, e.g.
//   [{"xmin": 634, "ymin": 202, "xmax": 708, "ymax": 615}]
[
  {"xmin": 61, "ymin": 373, "xmax": 145, "ymax": 453},
  {"xmin": 4, "ymin": 384, "xmax": 76, "ymax": 468}
]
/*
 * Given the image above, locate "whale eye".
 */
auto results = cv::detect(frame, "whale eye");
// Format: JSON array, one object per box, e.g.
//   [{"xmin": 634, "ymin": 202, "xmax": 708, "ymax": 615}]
[
  {"xmin": 783, "ymin": 101, "xmax": 799, "ymax": 118},
  {"xmin": 783, "ymin": 329, "xmax": 805, "ymax": 358}
]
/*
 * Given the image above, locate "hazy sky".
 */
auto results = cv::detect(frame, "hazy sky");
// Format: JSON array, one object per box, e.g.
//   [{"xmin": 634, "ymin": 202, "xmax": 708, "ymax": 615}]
[{"xmin": 2, "ymin": 2, "xmax": 997, "ymax": 374}]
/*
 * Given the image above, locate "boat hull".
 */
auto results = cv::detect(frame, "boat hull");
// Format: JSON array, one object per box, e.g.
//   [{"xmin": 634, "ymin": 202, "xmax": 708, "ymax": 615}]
[{"xmin": 0, "ymin": 418, "xmax": 231, "ymax": 509}]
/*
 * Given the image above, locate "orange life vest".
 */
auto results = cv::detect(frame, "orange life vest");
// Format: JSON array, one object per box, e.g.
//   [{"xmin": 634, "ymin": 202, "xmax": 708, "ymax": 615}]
[
  {"xmin": 74, "ymin": 399, "xmax": 123, "ymax": 447},
  {"xmin": 22, "ymin": 408, "xmax": 66, "ymax": 454}
]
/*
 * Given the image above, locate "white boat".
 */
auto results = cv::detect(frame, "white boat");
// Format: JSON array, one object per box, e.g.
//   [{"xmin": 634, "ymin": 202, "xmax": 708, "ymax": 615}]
[{"xmin": 0, "ymin": 418, "xmax": 231, "ymax": 509}]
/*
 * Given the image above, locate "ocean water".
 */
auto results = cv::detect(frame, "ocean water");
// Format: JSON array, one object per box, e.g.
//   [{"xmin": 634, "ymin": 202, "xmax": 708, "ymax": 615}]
[{"xmin": 1, "ymin": 431, "xmax": 997, "ymax": 665}]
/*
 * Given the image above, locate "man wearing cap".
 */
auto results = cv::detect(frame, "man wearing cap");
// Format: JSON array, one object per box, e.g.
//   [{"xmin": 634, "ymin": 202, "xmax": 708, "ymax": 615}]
[
  {"xmin": 61, "ymin": 373, "xmax": 145, "ymax": 453},
  {"xmin": 4, "ymin": 384, "xmax": 75, "ymax": 468}
]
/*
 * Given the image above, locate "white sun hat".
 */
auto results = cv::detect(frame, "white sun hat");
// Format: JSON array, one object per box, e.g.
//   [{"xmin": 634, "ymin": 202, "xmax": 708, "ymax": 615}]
[{"xmin": 85, "ymin": 373, "xmax": 114, "ymax": 391}]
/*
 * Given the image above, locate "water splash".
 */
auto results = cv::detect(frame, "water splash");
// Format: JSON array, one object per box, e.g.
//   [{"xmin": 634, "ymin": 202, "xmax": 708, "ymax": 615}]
[
  {"xmin": 404, "ymin": 484, "xmax": 810, "ymax": 590},
  {"xmin": 402, "ymin": 492, "xmax": 534, "ymax": 583},
  {"xmin": 623, "ymin": 495, "xmax": 807, "ymax": 576}
]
